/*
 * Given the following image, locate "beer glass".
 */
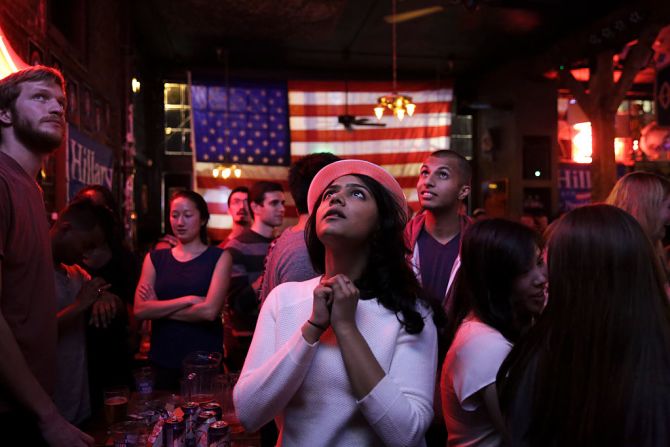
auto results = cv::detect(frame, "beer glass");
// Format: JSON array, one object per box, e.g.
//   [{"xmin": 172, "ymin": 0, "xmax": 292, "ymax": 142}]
[{"xmin": 104, "ymin": 386, "xmax": 130, "ymax": 425}]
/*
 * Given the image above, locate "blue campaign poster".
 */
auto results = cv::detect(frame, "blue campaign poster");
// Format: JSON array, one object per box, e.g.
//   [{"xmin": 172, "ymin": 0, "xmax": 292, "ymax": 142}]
[
  {"xmin": 558, "ymin": 162, "xmax": 628, "ymax": 213},
  {"xmin": 558, "ymin": 162, "xmax": 591, "ymax": 213},
  {"xmin": 66, "ymin": 124, "xmax": 114, "ymax": 200}
]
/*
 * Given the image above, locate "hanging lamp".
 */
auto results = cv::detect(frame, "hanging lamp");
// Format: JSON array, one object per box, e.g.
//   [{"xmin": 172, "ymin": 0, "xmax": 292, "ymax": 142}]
[{"xmin": 374, "ymin": 0, "xmax": 416, "ymax": 121}]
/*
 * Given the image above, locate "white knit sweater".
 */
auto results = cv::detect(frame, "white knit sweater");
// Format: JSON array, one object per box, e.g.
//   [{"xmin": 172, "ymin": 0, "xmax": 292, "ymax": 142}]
[{"xmin": 233, "ymin": 276, "xmax": 438, "ymax": 447}]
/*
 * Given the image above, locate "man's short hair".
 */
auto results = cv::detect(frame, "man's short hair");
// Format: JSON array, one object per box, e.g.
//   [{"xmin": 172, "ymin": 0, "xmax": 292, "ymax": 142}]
[
  {"xmin": 249, "ymin": 181, "xmax": 283, "ymax": 219},
  {"xmin": 250, "ymin": 181, "xmax": 283, "ymax": 206},
  {"xmin": 429, "ymin": 149, "xmax": 472, "ymax": 185},
  {"xmin": 0, "ymin": 66, "xmax": 66, "ymax": 111},
  {"xmin": 227, "ymin": 186, "xmax": 249, "ymax": 207},
  {"xmin": 289, "ymin": 153, "xmax": 340, "ymax": 215},
  {"xmin": 57, "ymin": 199, "xmax": 114, "ymax": 243}
]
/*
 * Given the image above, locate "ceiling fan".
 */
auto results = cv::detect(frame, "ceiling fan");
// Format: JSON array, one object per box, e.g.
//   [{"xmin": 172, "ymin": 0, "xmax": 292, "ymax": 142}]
[
  {"xmin": 337, "ymin": 114, "xmax": 386, "ymax": 130},
  {"xmin": 336, "ymin": 81, "xmax": 387, "ymax": 131}
]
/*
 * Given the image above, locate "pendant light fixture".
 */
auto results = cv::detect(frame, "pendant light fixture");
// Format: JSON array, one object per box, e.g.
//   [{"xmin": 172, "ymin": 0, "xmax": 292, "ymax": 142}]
[{"xmin": 374, "ymin": 0, "xmax": 416, "ymax": 121}]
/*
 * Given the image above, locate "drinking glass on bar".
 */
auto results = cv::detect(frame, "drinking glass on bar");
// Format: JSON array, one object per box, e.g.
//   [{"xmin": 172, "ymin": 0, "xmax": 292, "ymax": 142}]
[
  {"xmin": 217, "ymin": 372, "xmax": 242, "ymax": 433},
  {"xmin": 110, "ymin": 420, "xmax": 147, "ymax": 447},
  {"xmin": 104, "ymin": 386, "xmax": 130, "ymax": 426},
  {"xmin": 181, "ymin": 351, "xmax": 222, "ymax": 404}
]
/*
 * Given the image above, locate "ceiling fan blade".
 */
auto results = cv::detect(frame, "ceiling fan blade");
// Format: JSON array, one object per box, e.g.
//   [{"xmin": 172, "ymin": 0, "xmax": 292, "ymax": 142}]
[
  {"xmin": 354, "ymin": 120, "xmax": 386, "ymax": 127},
  {"xmin": 383, "ymin": 6, "xmax": 444, "ymax": 24},
  {"xmin": 338, "ymin": 114, "xmax": 387, "ymax": 129}
]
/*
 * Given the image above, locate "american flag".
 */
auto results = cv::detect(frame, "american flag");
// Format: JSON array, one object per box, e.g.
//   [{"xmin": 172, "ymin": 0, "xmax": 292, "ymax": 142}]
[
  {"xmin": 193, "ymin": 79, "xmax": 453, "ymax": 242},
  {"xmin": 191, "ymin": 80, "xmax": 294, "ymax": 242}
]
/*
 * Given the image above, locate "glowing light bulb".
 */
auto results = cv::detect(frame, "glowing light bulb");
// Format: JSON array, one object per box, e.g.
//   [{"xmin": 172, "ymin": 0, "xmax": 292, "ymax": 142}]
[
  {"xmin": 374, "ymin": 106, "xmax": 385, "ymax": 120},
  {"xmin": 406, "ymin": 102, "xmax": 416, "ymax": 117},
  {"xmin": 222, "ymin": 167, "xmax": 232, "ymax": 179},
  {"xmin": 396, "ymin": 108, "xmax": 405, "ymax": 121}
]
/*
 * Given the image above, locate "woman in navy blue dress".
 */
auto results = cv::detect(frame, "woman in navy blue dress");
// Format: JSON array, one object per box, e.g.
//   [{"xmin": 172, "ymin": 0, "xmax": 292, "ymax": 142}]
[{"xmin": 134, "ymin": 190, "xmax": 231, "ymax": 388}]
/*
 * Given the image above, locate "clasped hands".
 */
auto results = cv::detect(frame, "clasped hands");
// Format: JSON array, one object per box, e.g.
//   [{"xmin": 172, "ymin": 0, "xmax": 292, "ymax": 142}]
[
  {"xmin": 78, "ymin": 277, "xmax": 122, "ymax": 328},
  {"xmin": 310, "ymin": 274, "xmax": 360, "ymax": 334}
]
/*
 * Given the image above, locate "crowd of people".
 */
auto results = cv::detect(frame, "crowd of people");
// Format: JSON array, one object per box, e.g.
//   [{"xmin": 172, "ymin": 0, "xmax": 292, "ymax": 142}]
[{"xmin": 2, "ymin": 65, "xmax": 670, "ymax": 447}]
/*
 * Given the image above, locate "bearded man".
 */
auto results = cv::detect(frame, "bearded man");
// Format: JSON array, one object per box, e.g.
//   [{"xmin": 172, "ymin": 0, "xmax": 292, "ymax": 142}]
[{"xmin": 0, "ymin": 66, "xmax": 94, "ymax": 446}]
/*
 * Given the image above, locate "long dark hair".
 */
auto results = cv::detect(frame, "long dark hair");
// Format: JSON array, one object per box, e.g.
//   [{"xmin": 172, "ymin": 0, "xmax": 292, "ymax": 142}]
[
  {"xmin": 305, "ymin": 174, "xmax": 432, "ymax": 334},
  {"xmin": 170, "ymin": 190, "xmax": 210, "ymax": 244},
  {"xmin": 445, "ymin": 218, "xmax": 542, "ymax": 348},
  {"xmin": 498, "ymin": 204, "xmax": 670, "ymax": 447}
]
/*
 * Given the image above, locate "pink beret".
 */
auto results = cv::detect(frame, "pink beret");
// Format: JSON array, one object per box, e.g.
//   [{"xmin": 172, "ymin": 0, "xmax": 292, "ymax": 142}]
[{"xmin": 307, "ymin": 159, "xmax": 407, "ymax": 214}]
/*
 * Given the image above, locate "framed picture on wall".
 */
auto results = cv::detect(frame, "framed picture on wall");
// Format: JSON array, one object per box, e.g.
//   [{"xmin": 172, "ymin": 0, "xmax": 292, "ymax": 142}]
[
  {"xmin": 49, "ymin": 52, "xmax": 62, "ymax": 72},
  {"xmin": 481, "ymin": 178, "xmax": 509, "ymax": 219},
  {"xmin": 65, "ymin": 79, "xmax": 79, "ymax": 126},
  {"xmin": 81, "ymin": 85, "xmax": 92, "ymax": 132},
  {"xmin": 94, "ymin": 100, "xmax": 102, "ymax": 134},
  {"xmin": 522, "ymin": 135, "xmax": 552, "ymax": 180},
  {"xmin": 28, "ymin": 41, "xmax": 43, "ymax": 66},
  {"xmin": 105, "ymin": 102, "xmax": 111, "ymax": 128}
]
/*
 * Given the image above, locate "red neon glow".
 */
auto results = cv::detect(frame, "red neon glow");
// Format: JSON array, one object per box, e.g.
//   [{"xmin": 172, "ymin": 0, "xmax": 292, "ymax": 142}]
[
  {"xmin": 0, "ymin": 26, "xmax": 28, "ymax": 79},
  {"xmin": 572, "ymin": 122, "xmax": 592, "ymax": 163},
  {"xmin": 571, "ymin": 121, "xmax": 627, "ymax": 164}
]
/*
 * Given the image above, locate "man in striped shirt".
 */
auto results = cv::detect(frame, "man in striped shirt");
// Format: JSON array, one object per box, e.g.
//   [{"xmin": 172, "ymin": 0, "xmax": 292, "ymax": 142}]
[{"xmin": 221, "ymin": 181, "xmax": 285, "ymax": 371}]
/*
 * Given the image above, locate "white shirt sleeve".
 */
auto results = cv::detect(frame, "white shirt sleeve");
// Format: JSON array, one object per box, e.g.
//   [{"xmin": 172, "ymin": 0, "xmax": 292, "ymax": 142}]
[
  {"xmin": 451, "ymin": 324, "xmax": 511, "ymax": 411},
  {"xmin": 357, "ymin": 311, "xmax": 438, "ymax": 447},
  {"xmin": 233, "ymin": 285, "xmax": 318, "ymax": 432}
]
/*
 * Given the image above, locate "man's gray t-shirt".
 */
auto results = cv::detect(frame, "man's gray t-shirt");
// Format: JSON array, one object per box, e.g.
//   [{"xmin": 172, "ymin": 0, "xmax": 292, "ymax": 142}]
[
  {"xmin": 53, "ymin": 264, "xmax": 91, "ymax": 425},
  {"xmin": 259, "ymin": 228, "xmax": 319, "ymax": 304}
]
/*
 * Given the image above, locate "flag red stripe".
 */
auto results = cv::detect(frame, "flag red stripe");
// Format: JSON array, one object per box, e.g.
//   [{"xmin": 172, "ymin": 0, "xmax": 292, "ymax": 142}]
[
  {"xmin": 288, "ymin": 80, "xmax": 452, "ymax": 92},
  {"xmin": 291, "ymin": 126, "xmax": 449, "ymax": 143},
  {"xmin": 208, "ymin": 228, "xmax": 230, "ymax": 242},
  {"xmin": 396, "ymin": 177, "xmax": 419, "ymax": 188},
  {"xmin": 289, "ymin": 102, "xmax": 450, "ymax": 117},
  {"xmin": 208, "ymin": 202, "xmax": 298, "ymax": 216},
  {"xmin": 290, "ymin": 151, "xmax": 432, "ymax": 165},
  {"xmin": 209, "ymin": 205, "xmax": 423, "ymax": 242},
  {"xmin": 199, "ymin": 176, "xmax": 417, "ymax": 194},
  {"xmin": 197, "ymin": 177, "xmax": 290, "ymax": 190},
  {"xmin": 198, "ymin": 80, "xmax": 451, "ymax": 235}
]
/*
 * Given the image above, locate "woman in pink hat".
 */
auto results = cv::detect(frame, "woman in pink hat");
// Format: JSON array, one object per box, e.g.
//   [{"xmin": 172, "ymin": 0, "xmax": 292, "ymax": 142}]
[{"xmin": 234, "ymin": 160, "xmax": 438, "ymax": 447}]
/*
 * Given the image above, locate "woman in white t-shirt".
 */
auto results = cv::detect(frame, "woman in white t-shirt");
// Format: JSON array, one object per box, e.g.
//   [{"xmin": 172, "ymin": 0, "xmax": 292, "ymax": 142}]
[
  {"xmin": 234, "ymin": 160, "xmax": 439, "ymax": 447},
  {"xmin": 441, "ymin": 219, "xmax": 547, "ymax": 447}
]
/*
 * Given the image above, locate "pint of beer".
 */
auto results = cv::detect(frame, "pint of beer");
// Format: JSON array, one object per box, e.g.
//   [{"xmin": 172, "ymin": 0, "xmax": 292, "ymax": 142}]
[{"xmin": 104, "ymin": 387, "xmax": 130, "ymax": 425}]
